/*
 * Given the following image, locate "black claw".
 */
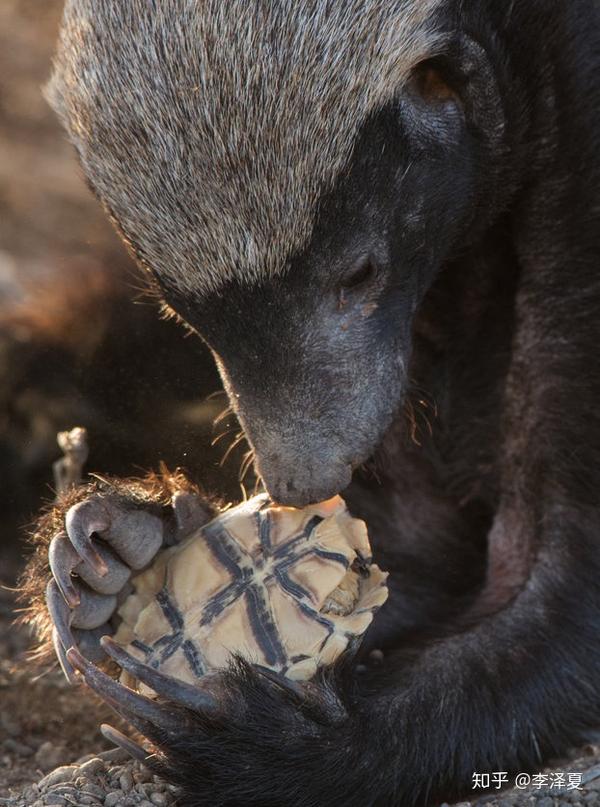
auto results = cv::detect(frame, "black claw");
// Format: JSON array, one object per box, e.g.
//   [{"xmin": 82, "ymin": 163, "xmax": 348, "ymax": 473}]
[
  {"xmin": 100, "ymin": 724, "xmax": 150, "ymax": 763},
  {"xmin": 46, "ymin": 579, "xmax": 76, "ymax": 654},
  {"xmin": 49, "ymin": 533, "xmax": 81, "ymax": 607},
  {"xmin": 101, "ymin": 636, "xmax": 218, "ymax": 714},
  {"xmin": 254, "ymin": 665, "xmax": 305, "ymax": 700},
  {"xmin": 65, "ymin": 499, "xmax": 111, "ymax": 576},
  {"xmin": 66, "ymin": 647, "xmax": 184, "ymax": 734}
]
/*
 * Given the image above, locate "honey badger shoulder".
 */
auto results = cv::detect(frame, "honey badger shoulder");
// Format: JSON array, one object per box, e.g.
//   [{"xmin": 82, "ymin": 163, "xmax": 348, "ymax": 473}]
[{"xmin": 41, "ymin": 1, "xmax": 600, "ymax": 806}]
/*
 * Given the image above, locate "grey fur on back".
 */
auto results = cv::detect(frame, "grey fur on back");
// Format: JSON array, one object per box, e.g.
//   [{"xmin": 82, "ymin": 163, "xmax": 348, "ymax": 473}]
[{"xmin": 48, "ymin": 0, "xmax": 445, "ymax": 296}]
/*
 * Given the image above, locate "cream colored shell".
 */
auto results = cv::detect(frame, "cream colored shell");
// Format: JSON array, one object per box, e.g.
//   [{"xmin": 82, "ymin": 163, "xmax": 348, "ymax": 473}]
[{"xmin": 114, "ymin": 494, "xmax": 388, "ymax": 683}]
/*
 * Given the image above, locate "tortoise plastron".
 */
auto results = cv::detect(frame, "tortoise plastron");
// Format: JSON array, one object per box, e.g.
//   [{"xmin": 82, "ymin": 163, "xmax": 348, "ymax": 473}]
[{"xmin": 113, "ymin": 494, "xmax": 388, "ymax": 685}]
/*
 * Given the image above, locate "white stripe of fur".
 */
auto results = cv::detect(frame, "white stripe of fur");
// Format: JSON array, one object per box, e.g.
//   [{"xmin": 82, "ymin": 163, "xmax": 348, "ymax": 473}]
[{"xmin": 48, "ymin": 0, "xmax": 445, "ymax": 296}]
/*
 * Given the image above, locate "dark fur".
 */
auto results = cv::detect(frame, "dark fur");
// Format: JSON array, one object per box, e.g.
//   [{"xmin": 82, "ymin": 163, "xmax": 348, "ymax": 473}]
[{"xmin": 29, "ymin": 0, "xmax": 600, "ymax": 805}]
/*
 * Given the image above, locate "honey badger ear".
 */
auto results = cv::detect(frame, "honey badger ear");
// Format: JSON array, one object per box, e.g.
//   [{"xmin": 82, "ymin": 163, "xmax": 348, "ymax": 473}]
[{"xmin": 407, "ymin": 36, "xmax": 504, "ymax": 144}]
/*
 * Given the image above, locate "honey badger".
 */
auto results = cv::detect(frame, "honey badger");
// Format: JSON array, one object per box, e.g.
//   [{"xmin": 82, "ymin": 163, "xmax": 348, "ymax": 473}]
[{"xmin": 23, "ymin": 0, "xmax": 600, "ymax": 805}]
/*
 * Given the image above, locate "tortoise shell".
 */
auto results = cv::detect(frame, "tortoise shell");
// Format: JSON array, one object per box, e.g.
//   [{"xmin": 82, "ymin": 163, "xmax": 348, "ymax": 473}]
[{"xmin": 113, "ymin": 494, "xmax": 388, "ymax": 683}]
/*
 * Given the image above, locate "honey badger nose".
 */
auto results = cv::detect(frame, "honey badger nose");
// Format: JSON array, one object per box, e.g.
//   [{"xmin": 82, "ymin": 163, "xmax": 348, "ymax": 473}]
[{"xmin": 259, "ymin": 460, "xmax": 353, "ymax": 507}]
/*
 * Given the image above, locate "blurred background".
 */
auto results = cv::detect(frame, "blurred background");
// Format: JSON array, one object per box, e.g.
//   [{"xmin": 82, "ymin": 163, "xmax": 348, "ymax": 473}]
[{"xmin": 0, "ymin": 0, "xmax": 245, "ymax": 589}]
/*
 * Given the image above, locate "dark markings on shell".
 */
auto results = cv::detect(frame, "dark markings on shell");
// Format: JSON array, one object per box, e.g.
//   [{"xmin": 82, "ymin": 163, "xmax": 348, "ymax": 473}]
[
  {"xmin": 157, "ymin": 588, "xmax": 184, "ymax": 631},
  {"xmin": 202, "ymin": 520, "xmax": 248, "ymax": 581},
  {"xmin": 256, "ymin": 510, "xmax": 272, "ymax": 552},
  {"xmin": 131, "ymin": 639, "xmax": 154, "ymax": 656},
  {"xmin": 297, "ymin": 601, "xmax": 336, "ymax": 649},
  {"xmin": 273, "ymin": 565, "xmax": 311, "ymax": 602},
  {"xmin": 199, "ymin": 579, "xmax": 246, "ymax": 627},
  {"xmin": 183, "ymin": 638, "xmax": 205, "ymax": 678},
  {"xmin": 244, "ymin": 585, "xmax": 287, "ymax": 668},
  {"xmin": 126, "ymin": 508, "xmax": 358, "ymax": 680}
]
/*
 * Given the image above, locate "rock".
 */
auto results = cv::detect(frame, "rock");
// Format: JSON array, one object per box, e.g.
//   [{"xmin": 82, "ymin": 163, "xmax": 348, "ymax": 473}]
[
  {"xmin": 38, "ymin": 766, "xmax": 78, "ymax": 789},
  {"xmin": 42, "ymin": 796, "xmax": 67, "ymax": 806},
  {"xmin": 119, "ymin": 772, "xmax": 133, "ymax": 793},
  {"xmin": 150, "ymin": 794, "xmax": 168, "ymax": 806},
  {"xmin": 79, "ymin": 758, "xmax": 106, "ymax": 779},
  {"xmin": 104, "ymin": 791, "xmax": 123, "ymax": 807},
  {"xmin": 76, "ymin": 753, "xmax": 99, "ymax": 765},
  {"xmin": 82, "ymin": 783, "xmax": 107, "ymax": 799}
]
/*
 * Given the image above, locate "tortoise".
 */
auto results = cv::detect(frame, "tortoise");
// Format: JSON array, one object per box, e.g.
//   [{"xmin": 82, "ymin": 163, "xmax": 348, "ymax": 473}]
[{"xmin": 112, "ymin": 493, "xmax": 388, "ymax": 685}]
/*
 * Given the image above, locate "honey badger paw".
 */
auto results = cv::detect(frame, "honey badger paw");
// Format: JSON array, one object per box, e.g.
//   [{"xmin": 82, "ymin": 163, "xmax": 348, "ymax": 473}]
[
  {"xmin": 20, "ymin": 471, "xmax": 217, "ymax": 679},
  {"xmin": 66, "ymin": 639, "xmax": 352, "ymax": 807}
]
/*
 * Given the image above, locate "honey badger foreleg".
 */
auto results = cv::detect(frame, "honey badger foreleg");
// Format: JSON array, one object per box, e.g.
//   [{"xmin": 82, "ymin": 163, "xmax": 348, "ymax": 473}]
[{"xmin": 20, "ymin": 472, "xmax": 217, "ymax": 678}]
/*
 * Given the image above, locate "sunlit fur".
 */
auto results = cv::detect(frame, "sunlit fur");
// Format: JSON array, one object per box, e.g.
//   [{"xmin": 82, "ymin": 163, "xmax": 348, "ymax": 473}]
[{"xmin": 47, "ymin": 0, "xmax": 444, "ymax": 296}]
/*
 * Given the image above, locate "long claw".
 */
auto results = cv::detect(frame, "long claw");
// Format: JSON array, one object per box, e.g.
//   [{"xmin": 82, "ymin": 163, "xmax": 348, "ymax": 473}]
[
  {"xmin": 49, "ymin": 532, "xmax": 81, "ymax": 607},
  {"xmin": 46, "ymin": 579, "xmax": 75, "ymax": 652},
  {"xmin": 100, "ymin": 724, "xmax": 150, "ymax": 763},
  {"xmin": 254, "ymin": 665, "xmax": 305, "ymax": 700},
  {"xmin": 101, "ymin": 636, "xmax": 218, "ymax": 714},
  {"xmin": 66, "ymin": 647, "xmax": 184, "ymax": 734},
  {"xmin": 52, "ymin": 627, "xmax": 77, "ymax": 683},
  {"xmin": 66, "ymin": 499, "xmax": 111, "ymax": 576}
]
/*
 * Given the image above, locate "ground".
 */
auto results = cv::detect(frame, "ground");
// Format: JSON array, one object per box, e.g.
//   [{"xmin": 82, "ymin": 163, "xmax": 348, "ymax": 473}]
[{"xmin": 1, "ymin": 2, "xmax": 600, "ymax": 806}]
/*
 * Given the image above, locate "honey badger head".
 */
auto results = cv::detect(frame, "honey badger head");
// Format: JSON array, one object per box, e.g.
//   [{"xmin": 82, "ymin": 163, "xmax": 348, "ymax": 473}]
[{"xmin": 49, "ymin": 1, "xmax": 511, "ymax": 505}]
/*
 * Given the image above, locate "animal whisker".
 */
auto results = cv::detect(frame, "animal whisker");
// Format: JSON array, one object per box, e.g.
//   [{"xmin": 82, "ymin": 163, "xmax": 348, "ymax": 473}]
[{"xmin": 219, "ymin": 431, "xmax": 246, "ymax": 467}]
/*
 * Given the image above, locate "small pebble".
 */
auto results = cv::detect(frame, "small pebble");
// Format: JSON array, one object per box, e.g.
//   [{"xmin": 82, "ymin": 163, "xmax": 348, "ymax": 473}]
[
  {"xmin": 104, "ymin": 791, "xmax": 123, "ymax": 807},
  {"xmin": 119, "ymin": 772, "xmax": 133, "ymax": 793},
  {"xmin": 138, "ymin": 802, "xmax": 154, "ymax": 807},
  {"xmin": 42, "ymin": 796, "xmax": 67, "ymax": 806},
  {"xmin": 79, "ymin": 758, "xmax": 107, "ymax": 779},
  {"xmin": 38, "ymin": 766, "xmax": 78, "ymax": 789},
  {"xmin": 77, "ymin": 753, "xmax": 99, "ymax": 765},
  {"xmin": 150, "ymin": 793, "xmax": 168, "ymax": 806},
  {"xmin": 82, "ymin": 783, "xmax": 107, "ymax": 799}
]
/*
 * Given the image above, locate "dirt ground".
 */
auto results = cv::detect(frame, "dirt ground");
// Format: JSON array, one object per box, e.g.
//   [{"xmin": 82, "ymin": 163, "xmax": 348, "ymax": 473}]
[{"xmin": 2, "ymin": 3, "xmax": 600, "ymax": 806}]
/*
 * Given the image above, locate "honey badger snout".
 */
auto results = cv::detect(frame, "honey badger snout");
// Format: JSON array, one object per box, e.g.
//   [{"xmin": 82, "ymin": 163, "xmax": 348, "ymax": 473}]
[
  {"xmin": 248, "ymin": 434, "xmax": 354, "ymax": 507},
  {"xmin": 219, "ymin": 377, "xmax": 357, "ymax": 506},
  {"xmin": 214, "ymin": 353, "xmax": 398, "ymax": 508}
]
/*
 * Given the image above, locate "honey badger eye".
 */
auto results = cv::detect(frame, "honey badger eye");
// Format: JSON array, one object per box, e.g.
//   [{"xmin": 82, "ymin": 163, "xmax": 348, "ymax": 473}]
[{"xmin": 339, "ymin": 257, "xmax": 377, "ymax": 292}]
